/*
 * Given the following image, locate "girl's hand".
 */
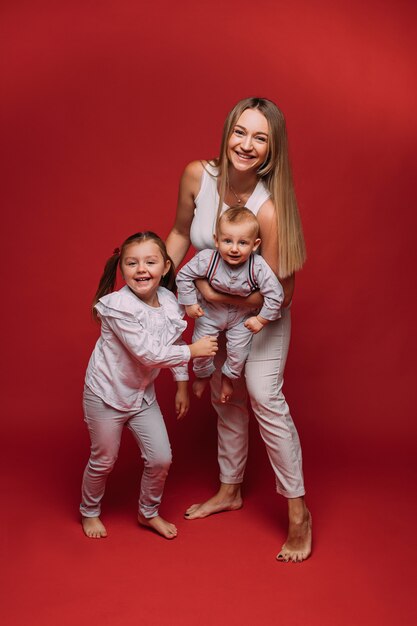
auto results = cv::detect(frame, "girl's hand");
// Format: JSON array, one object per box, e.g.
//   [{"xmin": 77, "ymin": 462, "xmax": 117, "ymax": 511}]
[
  {"xmin": 175, "ymin": 381, "xmax": 189, "ymax": 420},
  {"xmin": 189, "ymin": 336, "xmax": 218, "ymax": 359},
  {"xmin": 185, "ymin": 303, "xmax": 205, "ymax": 319}
]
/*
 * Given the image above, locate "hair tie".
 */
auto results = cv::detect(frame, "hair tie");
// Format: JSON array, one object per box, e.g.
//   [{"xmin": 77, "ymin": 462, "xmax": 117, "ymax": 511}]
[{"xmin": 113, "ymin": 247, "xmax": 120, "ymax": 256}]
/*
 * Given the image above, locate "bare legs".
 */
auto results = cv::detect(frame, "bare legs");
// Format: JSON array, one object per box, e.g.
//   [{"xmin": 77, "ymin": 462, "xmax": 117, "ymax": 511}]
[
  {"xmin": 82, "ymin": 516, "xmax": 107, "ymax": 539},
  {"xmin": 184, "ymin": 482, "xmax": 243, "ymax": 519},
  {"xmin": 138, "ymin": 514, "xmax": 178, "ymax": 539},
  {"xmin": 184, "ymin": 485, "xmax": 311, "ymax": 562},
  {"xmin": 277, "ymin": 497, "xmax": 312, "ymax": 563},
  {"xmin": 193, "ymin": 374, "xmax": 234, "ymax": 403}
]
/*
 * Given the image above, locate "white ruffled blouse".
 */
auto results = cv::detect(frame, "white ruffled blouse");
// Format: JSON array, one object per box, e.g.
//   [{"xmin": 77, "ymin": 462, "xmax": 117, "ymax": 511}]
[{"xmin": 85, "ymin": 285, "xmax": 190, "ymax": 411}]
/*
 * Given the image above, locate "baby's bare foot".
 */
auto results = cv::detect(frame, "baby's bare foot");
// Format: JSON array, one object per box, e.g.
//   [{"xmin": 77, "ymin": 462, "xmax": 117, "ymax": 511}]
[
  {"xmin": 81, "ymin": 516, "xmax": 107, "ymax": 539},
  {"xmin": 138, "ymin": 514, "xmax": 178, "ymax": 540},
  {"xmin": 220, "ymin": 375, "xmax": 234, "ymax": 403},
  {"xmin": 192, "ymin": 377, "xmax": 209, "ymax": 398},
  {"xmin": 277, "ymin": 510, "xmax": 312, "ymax": 563},
  {"xmin": 185, "ymin": 485, "xmax": 243, "ymax": 519}
]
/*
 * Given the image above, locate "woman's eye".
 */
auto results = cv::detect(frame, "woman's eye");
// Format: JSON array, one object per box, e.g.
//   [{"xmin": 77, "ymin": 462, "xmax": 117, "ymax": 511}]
[
  {"xmin": 256, "ymin": 135, "xmax": 267, "ymax": 143},
  {"xmin": 234, "ymin": 129, "xmax": 244, "ymax": 136}
]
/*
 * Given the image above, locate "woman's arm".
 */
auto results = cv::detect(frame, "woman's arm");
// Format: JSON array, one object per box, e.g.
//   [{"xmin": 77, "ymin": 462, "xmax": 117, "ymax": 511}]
[
  {"xmin": 166, "ymin": 160, "xmax": 204, "ymax": 269},
  {"xmin": 257, "ymin": 199, "xmax": 295, "ymax": 307}
]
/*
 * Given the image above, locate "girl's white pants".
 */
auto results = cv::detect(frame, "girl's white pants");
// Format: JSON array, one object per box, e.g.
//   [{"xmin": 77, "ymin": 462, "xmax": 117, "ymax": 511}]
[
  {"xmin": 210, "ymin": 306, "xmax": 305, "ymax": 498},
  {"xmin": 80, "ymin": 386, "xmax": 172, "ymax": 519}
]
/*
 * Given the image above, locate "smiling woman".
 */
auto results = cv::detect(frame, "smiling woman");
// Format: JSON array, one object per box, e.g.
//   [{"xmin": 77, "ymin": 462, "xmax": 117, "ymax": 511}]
[{"xmin": 166, "ymin": 97, "xmax": 311, "ymax": 563}]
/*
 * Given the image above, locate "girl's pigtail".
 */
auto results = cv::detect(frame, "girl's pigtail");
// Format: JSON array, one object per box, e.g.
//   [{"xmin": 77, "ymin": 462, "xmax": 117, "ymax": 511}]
[
  {"xmin": 92, "ymin": 248, "xmax": 120, "ymax": 320},
  {"xmin": 161, "ymin": 255, "xmax": 177, "ymax": 294}
]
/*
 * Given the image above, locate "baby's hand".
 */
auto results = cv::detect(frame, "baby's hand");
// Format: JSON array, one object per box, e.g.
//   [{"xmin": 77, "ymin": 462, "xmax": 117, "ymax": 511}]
[
  {"xmin": 244, "ymin": 315, "xmax": 268, "ymax": 334},
  {"xmin": 185, "ymin": 304, "xmax": 205, "ymax": 319}
]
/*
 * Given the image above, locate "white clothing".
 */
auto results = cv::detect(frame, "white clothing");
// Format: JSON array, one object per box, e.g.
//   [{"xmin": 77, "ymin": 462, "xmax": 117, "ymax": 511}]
[
  {"xmin": 188, "ymin": 164, "xmax": 305, "ymax": 497},
  {"xmin": 81, "ymin": 386, "xmax": 172, "ymax": 519},
  {"xmin": 177, "ymin": 249, "xmax": 283, "ymax": 379},
  {"xmin": 189, "ymin": 162, "xmax": 270, "ymax": 251},
  {"xmin": 81, "ymin": 285, "xmax": 190, "ymax": 519},
  {"xmin": 85, "ymin": 285, "xmax": 190, "ymax": 411}
]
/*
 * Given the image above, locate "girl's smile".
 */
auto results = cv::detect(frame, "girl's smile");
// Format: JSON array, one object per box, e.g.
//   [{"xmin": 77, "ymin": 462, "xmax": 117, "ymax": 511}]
[{"xmin": 121, "ymin": 241, "xmax": 171, "ymax": 306}]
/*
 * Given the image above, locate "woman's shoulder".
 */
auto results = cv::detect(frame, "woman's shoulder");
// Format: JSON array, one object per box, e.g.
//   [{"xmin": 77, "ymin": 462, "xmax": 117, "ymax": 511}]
[
  {"xmin": 182, "ymin": 160, "xmax": 205, "ymax": 182},
  {"xmin": 182, "ymin": 159, "xmax": 218, "ymax": 181}
]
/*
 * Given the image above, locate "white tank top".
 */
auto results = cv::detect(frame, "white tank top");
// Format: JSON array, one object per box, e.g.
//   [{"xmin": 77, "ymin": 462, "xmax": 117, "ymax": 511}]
[{"xmin": 189, "ymin": 162, "xmax": 271, "ymax": 251}]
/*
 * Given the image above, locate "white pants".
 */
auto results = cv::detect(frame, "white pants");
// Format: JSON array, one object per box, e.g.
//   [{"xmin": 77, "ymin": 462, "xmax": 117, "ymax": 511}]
[
  {"xmin": 210, "ymin": 306, "xmax": 305, "ymax": 498},
  {"xmin": 80, "ymin": 386, "xmax": 172, "ymax": 519},
  {"xmin": 192, "ymin": 302, "xmax": 253, "ymax": 380}
]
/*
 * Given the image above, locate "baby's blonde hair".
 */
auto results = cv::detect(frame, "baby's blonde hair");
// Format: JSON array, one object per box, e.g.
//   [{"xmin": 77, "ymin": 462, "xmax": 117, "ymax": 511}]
[{"xmin": 216, "ymin": 205, "xmax": 260, "ymax": 239}]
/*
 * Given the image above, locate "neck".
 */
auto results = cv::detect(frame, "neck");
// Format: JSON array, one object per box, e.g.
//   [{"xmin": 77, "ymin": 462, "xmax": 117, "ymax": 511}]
[{"xmin": 227, "ymin": 167, "xmax": 258, "ymax": 194}]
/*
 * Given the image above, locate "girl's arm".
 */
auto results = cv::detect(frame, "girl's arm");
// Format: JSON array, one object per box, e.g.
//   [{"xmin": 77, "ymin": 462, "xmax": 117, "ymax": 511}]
[
  {"xmin": 175, "ymin": 380, "xmax": 189, "ymax": 420},
  {"xmin": 104, "ymin": 316, "xmax": 217, "ymax": 369},
  {"xmin": 166, "ymin": 161, "xmax": 204, "ymax": 269}
]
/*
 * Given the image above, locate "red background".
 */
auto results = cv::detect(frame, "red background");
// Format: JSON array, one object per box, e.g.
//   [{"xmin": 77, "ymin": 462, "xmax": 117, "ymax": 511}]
[{"xmin": 1, "ymin": 1, "xmax": 416, "ymax": 625}]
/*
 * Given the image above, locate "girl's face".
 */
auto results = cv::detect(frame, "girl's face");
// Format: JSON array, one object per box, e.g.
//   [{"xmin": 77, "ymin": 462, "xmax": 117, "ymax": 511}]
[
  {"xmin": 227, "ymin": 108, "xmax": 269, "ymax": 174},
  {"xmin": 121, "ymin": 241, "xmax": 170, "ymax": 306}
]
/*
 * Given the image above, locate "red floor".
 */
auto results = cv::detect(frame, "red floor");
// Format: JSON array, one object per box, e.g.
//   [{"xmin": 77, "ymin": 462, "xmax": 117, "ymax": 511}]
[{"xmin": 2, "ymin": 423, "xmax": 416, "ymax": 626}]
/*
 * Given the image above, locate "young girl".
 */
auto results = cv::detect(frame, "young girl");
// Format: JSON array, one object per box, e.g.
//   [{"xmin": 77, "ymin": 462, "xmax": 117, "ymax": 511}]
[{"xmin": 80, "ymin": 231, "xmax": 218, "ymax": 540}]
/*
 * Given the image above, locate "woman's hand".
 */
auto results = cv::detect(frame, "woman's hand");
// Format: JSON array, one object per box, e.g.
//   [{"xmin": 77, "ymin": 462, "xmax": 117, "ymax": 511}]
[
  {"xmin": 195, "ymin": 279, "xmax": 264, "ymax": 309},
  {"xmin": 175, "ymin": 381, "xmax": 190, "ymax": 420}
]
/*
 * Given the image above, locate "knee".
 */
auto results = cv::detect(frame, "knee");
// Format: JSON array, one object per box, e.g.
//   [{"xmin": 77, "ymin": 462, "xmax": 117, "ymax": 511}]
[
  {"xmin": 89, "ymin": 451, "xmax": 118, "ymax": 474},
  {"xmin": 246, "ymin": 377, "xmax": 286, "ymax": 414},
  {"xmin": 145, "ymin": 450, "xmax": 172, "ymax": 473}
]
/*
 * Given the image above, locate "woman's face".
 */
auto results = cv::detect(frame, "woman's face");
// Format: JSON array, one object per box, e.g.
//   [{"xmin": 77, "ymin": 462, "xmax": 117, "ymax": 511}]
[{"xmin": 227, "ymin": 108, "xmax": 269, "ymax": 174}]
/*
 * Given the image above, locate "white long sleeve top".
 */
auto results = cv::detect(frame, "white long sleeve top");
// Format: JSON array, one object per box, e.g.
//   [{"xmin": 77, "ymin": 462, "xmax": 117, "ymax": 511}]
[{"xmin": 85, "ymin": 285, "xmax": 190, "ymax": 411}]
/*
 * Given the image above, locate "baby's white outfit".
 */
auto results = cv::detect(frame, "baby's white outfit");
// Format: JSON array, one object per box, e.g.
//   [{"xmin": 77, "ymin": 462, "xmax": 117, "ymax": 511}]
[{"xmin": 176, "ymin": 249, "xmax": 283, "ymax": 379}]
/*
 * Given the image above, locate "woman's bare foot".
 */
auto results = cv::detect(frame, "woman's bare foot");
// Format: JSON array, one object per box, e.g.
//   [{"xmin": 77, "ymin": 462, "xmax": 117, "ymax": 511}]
[
  {"xmin": 192, "ymin": 377, "xmax": 210, "ymax": 398},
  {"xmin": 184, "ymin": 483, "xmax": 243, "ymax": 519},
  {"xmin": 81, "ymin": 516, "xmax": 108, "ymax": 539},
  {"xmin": 277, "ymin": 497, "xmax": 312, "ymax": 563},
  {"xmin": 220, "ymin": 375, "xmax": 234, "ymax": 403},
  {"xmin": 138, "ymin": 513, "xmax": 178, "ymax": 540}
]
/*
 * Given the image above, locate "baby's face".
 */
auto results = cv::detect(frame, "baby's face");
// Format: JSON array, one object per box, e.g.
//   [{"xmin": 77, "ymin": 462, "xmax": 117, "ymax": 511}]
[{"xmin": 214, "ymin": 221, "xmax": 261, "ymax": 266}]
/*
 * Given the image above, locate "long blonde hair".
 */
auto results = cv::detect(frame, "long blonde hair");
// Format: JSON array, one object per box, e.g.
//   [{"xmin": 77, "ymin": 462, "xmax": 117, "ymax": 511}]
[{"xmin": 214, "ymin": 97, "xmax": 306, "ymax": 278}]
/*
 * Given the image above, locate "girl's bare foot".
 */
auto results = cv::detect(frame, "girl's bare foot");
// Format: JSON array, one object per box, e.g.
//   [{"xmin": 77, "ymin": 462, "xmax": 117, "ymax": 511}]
[
  {"xmin": 192, "ymin": 377, "xmax": 209, "ymax": 398},
  {"xmin": 184, "ymin": 483, "xmax": 243, "ymax": 519},
  {"xmin": 277, "ymin": 498, "xmax": 312, "ymax": 563},
  {"xmin": 220, "ymin": 374, "xmax": 234, "ymax": 403},
  {"xmin": 81, "ymin": 516, "xmax": 108, "ymax": 539},
  {"xmin": 138, "ymin": 513, "xmax": 178, "ymax": 539}
]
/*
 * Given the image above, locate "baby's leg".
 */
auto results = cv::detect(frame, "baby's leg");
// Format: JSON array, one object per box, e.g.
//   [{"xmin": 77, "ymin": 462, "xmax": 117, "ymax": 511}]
[
  {"xmin": 220, "ymin": 321, "xmax": 253, "ymax": 403},
  {"xmin": 127, "ymin": 401, "xmax": 176, "ymax": 539},
  {"xmin": 80, "ymin": 387, "xmax": 125, "ymax": 538},
  {"xmin": 191, "ymin": 314, "xmax": 221, "ymax": 398}
]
